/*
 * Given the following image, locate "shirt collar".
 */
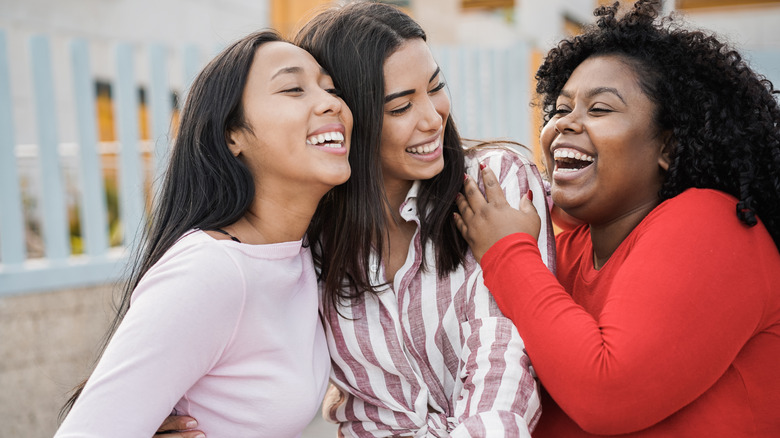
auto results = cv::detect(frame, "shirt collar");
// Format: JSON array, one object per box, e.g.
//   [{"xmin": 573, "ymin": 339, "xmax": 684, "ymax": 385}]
[{"xmin": 399, "ymin": 180, "xmax": 421, "ymax": 221}]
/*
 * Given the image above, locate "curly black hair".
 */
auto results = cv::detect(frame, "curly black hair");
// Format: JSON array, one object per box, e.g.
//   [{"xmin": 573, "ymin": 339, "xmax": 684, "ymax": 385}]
[{"xmin": 535, "ymin": 0, "xmax": 780, "ymax": 248}]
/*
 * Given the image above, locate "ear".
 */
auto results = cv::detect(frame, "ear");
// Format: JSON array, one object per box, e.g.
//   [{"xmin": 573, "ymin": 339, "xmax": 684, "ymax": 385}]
[
  {"xmin": 226, "ymin": 128, "xmax": 244, "ymax": 158},
  {"xmin": 658, "ymin": 130, "xmax": 674, "ymax": 172}
]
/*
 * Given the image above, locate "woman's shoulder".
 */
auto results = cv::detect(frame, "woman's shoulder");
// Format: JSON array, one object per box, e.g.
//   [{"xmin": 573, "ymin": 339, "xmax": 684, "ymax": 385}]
[
  {"xmin": 643, "ymin": 188, "xmax": 774, "ymax": 247},
  {"xmin": 653, "ymin": 188, "xmax": 741, "ymax": 226},
  {"xmin": 144, "ymin": 230, "xmax": 246, "ymax": 291}
]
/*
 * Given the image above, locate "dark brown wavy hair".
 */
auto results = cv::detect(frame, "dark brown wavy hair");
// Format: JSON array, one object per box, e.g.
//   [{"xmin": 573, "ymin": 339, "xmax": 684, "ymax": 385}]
[{"xmin": 536, "ymin": 0, "xmax": 780, "ymax": 248}]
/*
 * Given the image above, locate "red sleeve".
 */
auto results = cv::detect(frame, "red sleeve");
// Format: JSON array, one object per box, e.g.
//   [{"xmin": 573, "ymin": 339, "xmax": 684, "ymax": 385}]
[{"xmin": 480, "ymin": 191, "xmax": 772, "ymax": 434}]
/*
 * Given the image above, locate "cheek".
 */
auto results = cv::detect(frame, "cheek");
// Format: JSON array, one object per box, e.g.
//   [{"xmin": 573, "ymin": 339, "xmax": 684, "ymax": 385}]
[
  {"xmin": 540, "ymin": 123, "xmax": 556, "ymax": 171},
  {"xmin": 433, "ymin": 93, "xmax": 450, "ymax": 121},
  {"xmin": 342, "ymin": 104, "xmax": 354, "ymax": 132},
  {"xmin": 380, "ymin": 118, "xmax": 399, "ymax": 152}
]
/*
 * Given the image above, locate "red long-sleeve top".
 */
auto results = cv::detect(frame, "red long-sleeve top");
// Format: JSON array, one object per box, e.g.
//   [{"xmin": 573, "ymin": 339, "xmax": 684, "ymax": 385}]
[{"xmin": 481, "ymin": 188, "xmax": 780, "ymax": 437}]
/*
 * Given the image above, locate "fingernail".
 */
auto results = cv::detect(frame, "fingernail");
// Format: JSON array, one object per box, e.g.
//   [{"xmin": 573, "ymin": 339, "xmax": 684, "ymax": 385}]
[
  {"xmin": 527, "ymin": 190, "xmax": 534, "ymax": 202},
  {"xmin": 186, "ymin": 420, "xmax": 198, "ymax": 428},
  {"xmin": 455, "ymin": 193, "xmax": 462, "ymax": 200},
  {"xmin": 463, "ymin": 173, "xmax": 469, "ymax": 181},
  {"xmin": 193, "ymin": 434, "xmax": 206, "ymax": 438},
  {"xmin": 479, "ymin": 162, "xmax": 487, "ymax": 170}
]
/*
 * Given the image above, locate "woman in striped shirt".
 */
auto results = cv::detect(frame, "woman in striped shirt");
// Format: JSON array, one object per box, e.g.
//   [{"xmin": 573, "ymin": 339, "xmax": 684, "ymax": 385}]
[
  {"xmin": 156, "ymin": 3, "xmax": 555, "ymax": 437},
  {"xmin": 295, "ymin": 2, "xmax": 555, "ymax": 436}
]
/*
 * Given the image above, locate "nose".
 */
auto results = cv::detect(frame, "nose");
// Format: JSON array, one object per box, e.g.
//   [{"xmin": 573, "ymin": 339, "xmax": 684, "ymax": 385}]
[
  {"xmin": 553, "ymin": 109, "xmax": 582, "ymax": 134},
  {"xmin": 418, "ymin": 95, "xmax": 443, "ymax": 133},
  {"xmin": 316, "ymin": 88, "xmax": 344, "ymax": 116}
]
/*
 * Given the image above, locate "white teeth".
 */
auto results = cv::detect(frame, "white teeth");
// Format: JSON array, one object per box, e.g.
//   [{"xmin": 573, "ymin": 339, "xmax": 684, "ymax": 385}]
[
  {"xmin": 553, "ymin": 148, "xmax": 594, "ymax": 162},
  {"xmin": 406, "ymin": 138, "xmax": 440, "ymax": 154},
  {"xmin": 306, "ymin": 131, "xmax": 345, "ymax": 147}
]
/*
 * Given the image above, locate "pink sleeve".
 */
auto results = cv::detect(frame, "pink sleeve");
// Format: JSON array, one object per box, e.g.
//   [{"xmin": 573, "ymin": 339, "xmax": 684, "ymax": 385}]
[
  {"xmin": 55, "ymin": 242, "xmax": 245, "ymax": 437},
  {"xmin": 480, "ymin": 195, "xmax": 770, "ymax": 434}
]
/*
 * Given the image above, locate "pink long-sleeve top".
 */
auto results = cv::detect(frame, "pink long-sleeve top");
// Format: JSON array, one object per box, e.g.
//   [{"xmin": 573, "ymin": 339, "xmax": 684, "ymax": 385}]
[{"xmin": 56, "ymin": 230, "xmax": 331, "ymax": 438}]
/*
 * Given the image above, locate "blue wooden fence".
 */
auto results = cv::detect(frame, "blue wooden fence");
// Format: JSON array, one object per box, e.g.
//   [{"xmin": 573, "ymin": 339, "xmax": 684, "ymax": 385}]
[
  {"xmin": 1, "ymin": 29, "xmax": 778, "ymax": 297},
  {"xmin": 0, "ymin": 30, "xmax": 202, "ymax": 296}
]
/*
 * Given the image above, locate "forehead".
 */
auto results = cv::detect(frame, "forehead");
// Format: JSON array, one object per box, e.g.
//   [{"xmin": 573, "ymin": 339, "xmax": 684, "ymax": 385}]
[
  {"xmin": 563, "ymin": 55, "xmax": 643, "ymax": 96},
  {"xmin": 383, "ymin": 39, "xmax": 437, "ymax": 86},
  {"xmin": 252, "ymin": 41, "xmax": 321, "ymax": 77}
]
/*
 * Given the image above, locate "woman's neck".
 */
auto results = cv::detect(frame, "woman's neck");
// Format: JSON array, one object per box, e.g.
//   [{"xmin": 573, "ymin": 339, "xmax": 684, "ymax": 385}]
[
  {"xmin": 233, "ymin": 191, "xmax": 321, "ymax": 245},
  {"xmin": 382, "ymin": 178, "xmax": 414, "ymax": 223},
  {"xmin": 589, "ymin": 199, "xmax": 659, "ymax": 270}
]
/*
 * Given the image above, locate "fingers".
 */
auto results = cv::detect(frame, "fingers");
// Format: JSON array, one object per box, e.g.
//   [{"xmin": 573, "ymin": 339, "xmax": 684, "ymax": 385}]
[
  {"xmin": 153, "ymin": 432, "xmax": 205, "ymax": 438},
  {"xmin": 479, "ymin": 164, "xmax": 509, "ymax": 206},
  {"xmin": 461, "ymin": 172, "xmax": 488, "ymax": 210},
  {"xmin": 453, "ymin": 211, "xmax": 467, "ymax": 239},
  {"xmin": 154, "ymin": 415, "xmax": 204, "ymax": 438},
  {"xmin": 157, "ymin": 416, "xmax": 198, "ymax": 433},
  {"xmin": 519, "ymin": 190, "xmax": 536, "ymax": 213}
]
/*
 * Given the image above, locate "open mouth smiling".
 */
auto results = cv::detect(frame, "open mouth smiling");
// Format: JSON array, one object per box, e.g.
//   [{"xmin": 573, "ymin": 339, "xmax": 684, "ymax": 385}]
[
  {"xmin": 306, "ymin": 131, "xmax": 345, "ymax": 148},
  {"xmin": 553, "ymin": 147, "xmax": 595, "ymax": 172},
  {"xmin": 406, "ymin": 137, "xmax": 441, "ymax": 155}
]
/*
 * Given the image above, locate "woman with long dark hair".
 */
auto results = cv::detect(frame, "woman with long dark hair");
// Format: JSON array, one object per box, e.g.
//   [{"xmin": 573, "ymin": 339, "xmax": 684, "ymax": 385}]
[
  {"xmin": 155, "ymin": 3, "xmax": 553, "ymax": 436},
  {"xmin": 456, "ymin": 0, "xmax": 780, "ymax": 435},
  {"xmin": 295, "ymin": 2, "xmax": 553, "ymax": 436},
  {"xmin": 56, "ymin": 31, "xmax": 352, "ymax": 437}
]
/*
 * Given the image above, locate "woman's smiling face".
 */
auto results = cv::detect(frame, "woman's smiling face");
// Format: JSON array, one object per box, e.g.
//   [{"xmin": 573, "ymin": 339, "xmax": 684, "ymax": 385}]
[
  {"xmin": 542, "ymin": 54, "xmax": 670, "ymax": 226},
  {"xmin": 379, "ymin": 38, "xmax": 450, "ymax": 192}
]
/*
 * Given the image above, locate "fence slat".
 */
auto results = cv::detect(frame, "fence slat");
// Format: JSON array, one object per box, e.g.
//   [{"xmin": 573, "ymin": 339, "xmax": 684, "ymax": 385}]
[
  {"xmin": 149, "ymin": 44, "xmax": 172, "ymax": 181},
  {"xmin": 0, "ymin": 30, "xmax": 27, "ymax": 265},
  {"xmin": 180, "ymin": 44, "xmax": 201, "ymax": 109},
  {"xmin": 71, "ymin": 39, "xmax": 110, "ymax": 257},
  {"xmin": 30, "ymin": 35, "xmax": 70, "ymax": 261},
  {"xmin": 114, "ymin": 43, "xmax": 145, "ymax": 247},
  {"xmin": 507, "ymin": 41, "xmax": 531, "ymax": 150}
]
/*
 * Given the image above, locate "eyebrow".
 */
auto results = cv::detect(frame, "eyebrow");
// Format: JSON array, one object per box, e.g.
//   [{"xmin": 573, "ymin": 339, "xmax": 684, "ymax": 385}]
[
  {"xmin": 560, "ymin": 86, "xmax": 626, "ymax": 104},
  {"xmin": 384, "ymin": 67, "xmax": 442, "ymax": 103},
  {"xmin": 271, "ymin": 66, "xmax": 302, "ymax": 80},
  {"xmin": 271, "ymin": 66, "xmax": 330, "ymax": 81}
]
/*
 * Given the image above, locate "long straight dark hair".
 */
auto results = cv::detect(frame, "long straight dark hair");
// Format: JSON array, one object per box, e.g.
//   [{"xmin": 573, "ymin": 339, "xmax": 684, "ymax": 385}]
[
  {"xmin": 296, "ymin": 2, "xmax": 468, "ymax": 311},
  {"xmin": 60, "ymin": 30, "xmax": 284, "ymax": 420}
]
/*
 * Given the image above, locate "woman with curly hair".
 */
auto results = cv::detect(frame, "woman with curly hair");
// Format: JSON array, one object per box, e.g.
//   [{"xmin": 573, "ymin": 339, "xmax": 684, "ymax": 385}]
[{"xmin": 455, "ymin": 0, "xmax": 780, "ymax": 436}]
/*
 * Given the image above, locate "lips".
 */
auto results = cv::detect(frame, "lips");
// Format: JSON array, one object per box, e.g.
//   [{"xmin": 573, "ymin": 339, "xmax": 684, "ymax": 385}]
[{"xmin": 306, "ymin": 123, "xmax": 347, "ymax": 150}]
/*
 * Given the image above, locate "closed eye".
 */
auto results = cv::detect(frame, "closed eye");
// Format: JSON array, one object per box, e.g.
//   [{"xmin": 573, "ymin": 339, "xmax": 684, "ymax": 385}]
[
  {"xmin": 590, "ymin": 107, "xmax": 613, "ymax": 114},
  {"xmin": 389, "ymin": 103, "xmax": 412, "ymax": 116},
  {"xmin": 429, "ymin": 81, "xmax": 445, "ymax": 93}
]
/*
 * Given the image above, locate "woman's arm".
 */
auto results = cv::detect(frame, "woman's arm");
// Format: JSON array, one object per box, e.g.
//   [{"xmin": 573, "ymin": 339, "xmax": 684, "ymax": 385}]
[{"xmin": 477, "ymin": 190, "xmax": 772, "ymax": 434}]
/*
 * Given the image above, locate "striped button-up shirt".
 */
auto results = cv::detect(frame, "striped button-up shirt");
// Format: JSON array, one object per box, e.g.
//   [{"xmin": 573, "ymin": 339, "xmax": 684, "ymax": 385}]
[{"xmin": 322, "ymin": 146, "xmax": 556, "ymax": 437}]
